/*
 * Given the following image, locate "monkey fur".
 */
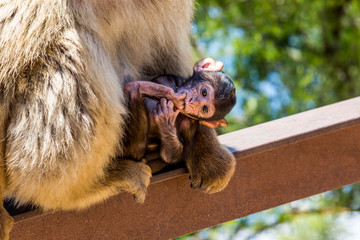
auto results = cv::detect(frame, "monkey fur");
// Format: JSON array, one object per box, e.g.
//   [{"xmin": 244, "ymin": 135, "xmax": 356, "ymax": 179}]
[
  {"xmin": 123, "ymin": 66, "xmax": 236, "ymax": 165},
  {"xmin": 0, "ymin": 1, "xmax": 235, "ymax": 238}
]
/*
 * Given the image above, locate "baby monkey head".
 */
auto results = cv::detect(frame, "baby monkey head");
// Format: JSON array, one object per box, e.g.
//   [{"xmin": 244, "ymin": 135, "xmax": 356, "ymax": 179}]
[{"xmin": 178, "ymin": 58, "xmax": 236, "ymax": 128}]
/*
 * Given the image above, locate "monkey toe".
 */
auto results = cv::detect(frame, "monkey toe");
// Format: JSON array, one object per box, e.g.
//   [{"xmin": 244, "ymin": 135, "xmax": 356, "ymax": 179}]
[
  {"xmin": 200, "ymin": 179, "xmax": 228, "ymax": 194},
  {"xmin": 133, "ymin": 187, "xmax": 147, "ymax": 204},
  {"xmin": 190, "ymin": 175, "xmax": 203, "ymax": 189},
  {"xmin": 203, "ymin": 184, "xmax": 220, "ymax": 194}
]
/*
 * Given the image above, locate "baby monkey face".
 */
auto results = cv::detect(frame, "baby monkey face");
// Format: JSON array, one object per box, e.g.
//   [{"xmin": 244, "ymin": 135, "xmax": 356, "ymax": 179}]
[{"xmin": 181, "ymin": 82, "xmax": 216, "ymax": 119}]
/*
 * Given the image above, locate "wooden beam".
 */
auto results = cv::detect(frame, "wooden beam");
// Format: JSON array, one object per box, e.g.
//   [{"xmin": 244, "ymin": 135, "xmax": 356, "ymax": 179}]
[{"xmin": 10, "ymin": 97, "xmax": 360, "ymax": 239}]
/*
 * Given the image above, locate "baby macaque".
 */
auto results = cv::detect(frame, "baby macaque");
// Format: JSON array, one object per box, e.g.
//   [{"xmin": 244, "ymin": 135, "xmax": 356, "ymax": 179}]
[{"xmin": 123, "ymin": 58, "xmax": 236, "ymax": 164}]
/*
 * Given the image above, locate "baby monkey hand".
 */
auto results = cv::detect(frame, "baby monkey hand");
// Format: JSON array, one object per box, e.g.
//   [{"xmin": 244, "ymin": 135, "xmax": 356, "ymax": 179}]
[
  {"xmin": 154, "ymin": 98, "xmax": 180, "ymax": 134},
  {"xmin": 166, "ymin": 90, "xmax": 185, "ymax": 110}
]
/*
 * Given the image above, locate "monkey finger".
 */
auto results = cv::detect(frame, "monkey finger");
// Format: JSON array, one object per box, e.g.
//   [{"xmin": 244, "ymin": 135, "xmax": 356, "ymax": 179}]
[
  {"xmin": 133, "ymin": 187, "xmax": 147, "ymax": 204},
  {"xmin": 174, "ymin": 94, "xmax": 186, "ymax": 107},
  {"xmin": 199, "ymin": 182, "xmax": 210, "ymax": 193},
  {"xmin": 160, "ymin": 98, "xmax": 167, "ymax": 106},
  {"xmin": 160, "ymin": 98, "xmax": 168, "ymax": 112},
  {"xmin": 208, "ymin": 186, "xmax": 222, "ymax": 194},
  {"xmin": 167, "ymin": 100, "xmax": 174, "ymax": 111},
  {"xmin": 180, "ymin": 100, "xmax": 185, "ymax": 109},
  {"xmin": 190, "ymin": 175, "xmax": 203, "ymax": 189},
  {"xmin": 172, "ymin": 91, "xmax": 184, "ymax": 101},
  {"xmin": 205, "ymin": 186, "xmax": 215, "ymax": 194},
  {"xmin": 179, "ymin": 92, "xmax": 186, "ymax": 100},
  {"xmin": 202, "ymin": 180, "xmax": 226, "ymax": 194},
  {"xmin": 199, "ymin": 178, "xmax": 203, "ymax": 188},
  {"xmin": 173, "ymin": 100, "xmax": 184, "ymax": 110},
  {"xmin": 205, "ymin": 184, "xmax": 222, "ymax": 194}
]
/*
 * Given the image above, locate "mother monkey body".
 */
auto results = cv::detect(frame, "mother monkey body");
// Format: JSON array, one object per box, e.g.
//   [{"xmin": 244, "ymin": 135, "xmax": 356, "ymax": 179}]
[{"xmin": 0, "ymin": 1, "xmax": 235, "ymax": 238}]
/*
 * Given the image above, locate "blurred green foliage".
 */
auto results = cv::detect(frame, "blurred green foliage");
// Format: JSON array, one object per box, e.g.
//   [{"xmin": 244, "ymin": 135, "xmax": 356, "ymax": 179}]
[
  {"xmin": 178, "ymin": 0, "xmax": 360, "ymax": 239},
  {"xmin": 191, "ymin": 0, "xmax": 360, "ymax": 133}
]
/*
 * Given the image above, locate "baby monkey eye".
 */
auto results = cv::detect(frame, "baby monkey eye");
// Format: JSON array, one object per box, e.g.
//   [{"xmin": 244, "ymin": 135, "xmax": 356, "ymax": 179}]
[
  {"xmin": 202, "ymin": 105, "xmax": 208, "ymax": 114},
  {"xmin": 201, "ymin": 88, "xmax": 207, "ymax": 97}
]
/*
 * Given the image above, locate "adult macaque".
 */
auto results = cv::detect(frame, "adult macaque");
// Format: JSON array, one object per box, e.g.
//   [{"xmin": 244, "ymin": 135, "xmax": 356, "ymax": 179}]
[
  {"xmin": 124, "ymin": 58, "xmax": 236, "ymax": 168},
  {"xmin": 0, "ymin": 1, "xmax": 235, "ymax": 238}
]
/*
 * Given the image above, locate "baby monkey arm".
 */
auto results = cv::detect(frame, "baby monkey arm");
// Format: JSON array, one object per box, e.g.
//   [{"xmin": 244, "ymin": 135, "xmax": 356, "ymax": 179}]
[{"xmin": 125, "ymin": 81, "xmax": 185, "ymax": 110}]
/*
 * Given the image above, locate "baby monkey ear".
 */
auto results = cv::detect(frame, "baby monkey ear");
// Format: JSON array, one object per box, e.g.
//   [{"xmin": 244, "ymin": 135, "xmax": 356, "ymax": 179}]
[
  {"xmin": 199, "ymin": 119, "xmax": 228, "ymax": 129},
  {"xmin": 194, "ymin": 58, "xmax": 224, "ymax": 72}
]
